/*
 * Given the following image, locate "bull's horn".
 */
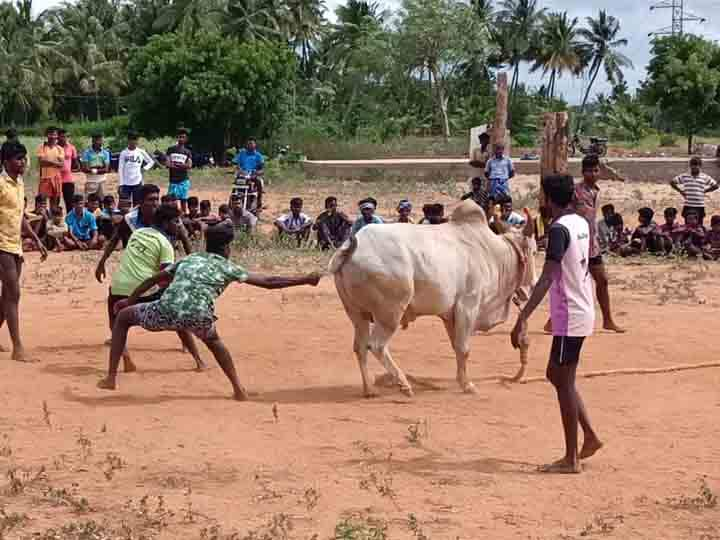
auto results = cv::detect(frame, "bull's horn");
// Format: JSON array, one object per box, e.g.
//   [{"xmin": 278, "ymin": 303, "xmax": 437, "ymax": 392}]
[{"xmin": 522, "ymin": 208, "xmax": 534, "ymax": 237}]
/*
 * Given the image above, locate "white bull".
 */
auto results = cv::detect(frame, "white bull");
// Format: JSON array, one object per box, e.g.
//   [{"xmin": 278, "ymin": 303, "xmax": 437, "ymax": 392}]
[{"xmin": 329, "ymin": 200, "xmax": 536, "ymax": 397}]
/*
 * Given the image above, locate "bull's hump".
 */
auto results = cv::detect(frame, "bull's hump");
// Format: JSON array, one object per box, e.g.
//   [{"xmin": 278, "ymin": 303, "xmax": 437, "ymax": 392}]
[{"xmin": 450, "ymin": 200, "xmax": 488, "ymax": 226}]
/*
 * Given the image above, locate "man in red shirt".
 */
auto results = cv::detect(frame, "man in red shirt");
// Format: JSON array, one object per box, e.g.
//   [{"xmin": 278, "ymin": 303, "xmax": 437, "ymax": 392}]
[{"xmin": 58, "ymin": 128, "xmax": 79, "ymax": 213}]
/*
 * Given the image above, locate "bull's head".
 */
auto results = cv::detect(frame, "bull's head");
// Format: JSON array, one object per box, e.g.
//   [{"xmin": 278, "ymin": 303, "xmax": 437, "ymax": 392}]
[{"xmin": 506, "ymin": 209, "xmax": 538, "ymax": 303}]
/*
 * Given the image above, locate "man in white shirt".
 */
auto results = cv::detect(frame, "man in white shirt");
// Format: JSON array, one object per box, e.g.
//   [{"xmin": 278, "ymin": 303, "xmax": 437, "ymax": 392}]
[
  {"xmin": 275, "ymin": 197, "xmax": 313, "ymax": 246},
  {"xmin": 670, "ymin": 156, "xmax": 718, "ymax": 227},
  {"xmin": 118, "ymin": 132, "xmax": 154, "ymax": 207}
]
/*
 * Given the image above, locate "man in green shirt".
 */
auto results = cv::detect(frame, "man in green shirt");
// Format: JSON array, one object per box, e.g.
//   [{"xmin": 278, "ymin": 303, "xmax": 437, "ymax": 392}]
[
  {"xmin": 107, "ymin": 204, "xmax": 205, "ymax": 372},
  {"xmin": 99, "ymin": 224, "xmax": 321, "ymax": 400}
]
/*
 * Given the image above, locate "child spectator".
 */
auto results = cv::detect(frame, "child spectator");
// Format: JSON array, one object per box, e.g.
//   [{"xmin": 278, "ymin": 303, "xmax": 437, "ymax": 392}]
[
  {"xmin": 620, "ymin": 207, "xmax": 660, "ymax": 257},
  {"xmin": 484, "ymin": 143, "xmax": 515, "ymax": 201},
  {"xmin": 31, "ymin": 194, "xmax": 51, "ymax": 238},
  {"xmin": 419, "ymin": 203, "xmax": 447, "ymax": 224},
  {"xmin": 670, "ymin": 156, "xmax": 718, "ymax": 227},
  {"xmin": 351, "ymin": 198, "xmax": 383, "ymax": 234},
  {"xmin": 314, "ymin": 196, "xmax": 351, "ymax": 250},
  {"xmin": 657, "ymin": 207, "xmax": 683, "ymax": 254},
  {"xmin": 65, "ymin": 194, "xmax": 102, "ymax": 250},
  {"xmin": 680, "ymin": 210, "xmax": 706, "ymax": 258},
  {"xmin": 118, "ymin": 131, "xmax": 154, "ymax": 206},
  {"xmin": 81, "ymin": 133, "xmax": 111, "ymax": 198},
  {"xmin": 597, "ymin": 204, "xmax": 626, "ymax": 254},
  {"xmin": 97, "ymin": 195, "xmax": 117, "ymax": 241},
  {"xmin": 199, "ymin": 200, "xmax": 213, "ymax": 219},
  {"xmin": 22, "ymin": 197, "xmax": 44, "ymax": 251},
  {"xmin": 275, "ymin": 197, "xmax": 313, "ymax": 245},
  {"xmin": 46, "ymin": 208, "xmax": 70, "ymax": 252},
  {"xmin": 396, "ymin": 199, "xmax": 414, "ymax": 223},
  {"xmin": 704, "ymin": 215, "xmax": 720, "ymax": 260},
  {"xmin": 187, "ymin": 197, "xmax": 200, "ymax": 219},
  {"xmin": 461, "ymin": 176, "xmax": 491, "ymax": 214},
  {"xmin": 87, "ymin": 193, "xmax": 102, "ymax": 217}
]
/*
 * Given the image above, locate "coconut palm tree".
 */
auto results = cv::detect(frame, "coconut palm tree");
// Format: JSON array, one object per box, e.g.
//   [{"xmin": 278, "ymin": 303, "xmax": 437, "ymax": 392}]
[
  {"xmin": 284, "ymin": 0, "xmax": 326, "ymax": 78},
  {"xmin": 221, "ymin": 0, "xmax": 284, "ymax": 42},
  {"xmin": 577, "ymin": 10, "xmax": 633, "ymax": 114},
  {"xmin": 531, "ymin": 11, "xmax": 585, "ymax": 100},
  {"xmin": 497, "ymin": 0, "xmax": 545, "ymax": 98}
]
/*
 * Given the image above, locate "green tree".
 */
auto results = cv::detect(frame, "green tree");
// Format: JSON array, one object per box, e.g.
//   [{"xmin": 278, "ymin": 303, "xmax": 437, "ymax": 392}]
[
  {"xmin": 531, "ymin": 11, "xmax": 584, "ymax": 100},
  {"xmin": 284, "ymin": 0, "xmax": 326, "ymax": 78},
  {"xmin": 576, "ymin": 10, "xmax": 632, "ymax": 128},
  {"xmin": 127, "ymin": 30, "xmax": 295, "ymax": 156},
  {"xmin": 644, "ymin": 35, "xmax": 720, "ymax": 154}
]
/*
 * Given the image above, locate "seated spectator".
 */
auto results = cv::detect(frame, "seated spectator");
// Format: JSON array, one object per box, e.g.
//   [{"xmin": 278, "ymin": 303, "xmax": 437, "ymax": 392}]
[
  {"xmin": 65, "ymin": 194, "xmax": 103, "ymax": 250},
  {"xmin": 419, "ymin": 203, "xmax": 447, "ymax": 224},
  {"xmin": 351, "ymin": 198, "xmax": 383, "ymax": 234},
  {"xmin": 314, "ymin": 196, "xmax": 351, "ymax": 250},
  {"xmin": 396, "ymin": 199, "xmax": 414, "ymax": 223},
  {"xmin": 704, "ymin": 215, "xmax": 720, "ymax": 260},
  {"xmin": 597, "ymin": 204, "xmax": 626, "ymax": 254},
  {"xmin": 96, "ymin": 194, "xmax": 117, "ymax": 241},
  {"xmin": 680, "ymin": 210, "xmax": 706, "ymax": 258},
  {"xmin": 620, "ymin": 207, "xmax": 660, "ymax": 257},
  {"xmin": 22, "ymin": 197, "xmax": 44, "ymax": 251},
  {"xmin": 199, "ymin": 200, "xmax": 213, "ymax": 220},
  {"xmin": 218, "ymin": 204, "xmax": 232, "ymax": 225},
  {"xmin": 161, "ymin": 194, "xmax": 179, "ymax": 211},
  {"xmin": 229, "ymin": 195, "xmax": 258, "ymax": 233},
  {"xmin": 183, "ymin": 196, "xmax": 202, "ymax": 238},
  {"xmin": 30, "ymin": 194, "xmax": 51, "ymax": 239},
  {"xmin": 461, "ymin": 176, "xmax": 490, "ymax": 215},
  {"xmin": 275, "ymin": 197, "xmax": 313, "ymax": 245},
  {"xmin": 494, "ymin": 198, "xmax": 526, "ymax": 227},
  {"xmin": 46, "ymin": 208, "xmax": 71, "ymax": 252},
  {"xmin": 187, "ymin": 196, "xmax": 200, "ymax": 219},
  {"xmin": 657, "ymin": 207, "xmax": 683, "ymax": 254}
]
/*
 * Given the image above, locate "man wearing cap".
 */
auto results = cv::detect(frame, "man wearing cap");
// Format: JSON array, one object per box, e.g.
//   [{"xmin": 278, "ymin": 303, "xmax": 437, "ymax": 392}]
[{"xmin": 352, "ymin": 197, "xmax": 384, "ymax": 235}]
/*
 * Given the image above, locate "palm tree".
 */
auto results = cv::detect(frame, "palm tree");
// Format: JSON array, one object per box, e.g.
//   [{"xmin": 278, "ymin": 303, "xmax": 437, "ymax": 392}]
[
  {"xmin": 221, "ymin": 0, "xmax": 284, "ymax": 42},
  {"xmin": 531, "ymin": 11, "xmax": 585, "ymax": 100},
  {"xmin": 284, "ymin": 0, "xmax": 326, "ymax": 78},
  {"xmin": 577, "ymin": 10, "xmax": 633, "ymax": 116},
  {"xmin": 497, "ymin": 0, "xmax": 545, "ymax": 99},
  {"xmin": 153, "ymin": 0, "xmax": 221, "ymax": 35}
]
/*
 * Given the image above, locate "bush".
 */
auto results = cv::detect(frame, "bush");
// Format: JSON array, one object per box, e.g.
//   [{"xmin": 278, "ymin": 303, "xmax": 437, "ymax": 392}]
[
  {"xmin": 659, "ymin": 134, "xmax": 678, "ymax": 147},
  {"xmin": 7, "ymin": 116, "xmax": 130, "ymax": 138}
]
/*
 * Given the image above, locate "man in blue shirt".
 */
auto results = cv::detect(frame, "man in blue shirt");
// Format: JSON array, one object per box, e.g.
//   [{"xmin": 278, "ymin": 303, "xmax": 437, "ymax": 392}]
[
  {"xmin": 232, "ymin": 137, "xmax": 265, "ymax": 211},
  {"xmin": 66, "ymin": 194, "xmax": 102, "ymax": 250},
  {"xmin": 351, "ymin": 198, "xmax": 384, "ymax": 235},
  {"xmin": 484, "ymin": 143, "xmax": 515, "ymax": 201}
]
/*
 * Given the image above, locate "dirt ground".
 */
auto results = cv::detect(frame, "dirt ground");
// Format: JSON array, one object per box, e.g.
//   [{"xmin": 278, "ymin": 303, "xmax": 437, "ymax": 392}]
[{"xmin": 1, "ymin": 176, "xmax": 719, "ymax": 539}]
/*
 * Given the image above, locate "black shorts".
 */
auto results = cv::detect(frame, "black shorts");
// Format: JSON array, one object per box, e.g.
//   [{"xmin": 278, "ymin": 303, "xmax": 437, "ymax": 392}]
[
  {"xmin": 588, "ymin": 255, "xmax": 604, "ymax": 267},
  {"xmin": 549, "ymin": 336, "xmax": 585, "ymax": 366},
  {"xmin": 682, "ymin": 206, "xmax": 705, "ymax": 222}
]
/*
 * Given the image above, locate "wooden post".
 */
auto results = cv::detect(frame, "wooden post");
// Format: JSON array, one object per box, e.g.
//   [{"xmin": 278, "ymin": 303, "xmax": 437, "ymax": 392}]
[
  {"xmin": 538, "ymin": 112, "xmax": 570, "ymax": 232},
  {"xmin": 554, "ymin": 112, "xmax": 569, "ymax": 174},
  {"xmin": 492, "ymin": 73, "xmax": 508, "ymax": 151}
]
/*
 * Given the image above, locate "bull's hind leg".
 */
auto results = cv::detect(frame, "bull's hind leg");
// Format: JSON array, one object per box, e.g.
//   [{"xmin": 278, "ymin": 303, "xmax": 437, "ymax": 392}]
[
  {"xmin": 369, "ymin": 320, "xmax": 413, "ymax": 397},
  {"xmin": 350, "ymin": 313, "xmax": 376, "ymax": 398},
  {"xmin": 444, "ymin": 304, "xmax": 480, "ymax": 394}
]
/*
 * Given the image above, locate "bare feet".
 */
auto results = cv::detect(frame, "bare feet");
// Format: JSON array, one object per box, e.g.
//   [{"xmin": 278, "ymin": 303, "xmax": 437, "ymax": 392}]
[
  {"xmin": 12, "ymin": 348, "xmax": 37, "ymax": 362},
  {"xmin": 104, "ymin": 338, "xmax": 112, "ymax": 346},
  {"xmin": 0, "ymin": 344, "xmax": 7, "ymax": 352},
  {"xmin": 579, "ymin": 438, "xmax": 604, "ymax": 460},
  {"xmin": 603, "ymin": 322, "xmax": 626, "ymax": 333},
  {"xmin": 194, "ymin": 363, "xmax": 210, "ymax": 372},
  {"xmin": 233, "ymin": 388, "xmax": 249, "ymax": 401},
  {"xmin": 123, "ymin": 356, "xmax": 137, "ymax": 373},
  {"xmin": 97, "ymin": 377, "xmax": 117, "ymax": 390},
  {"xmin": 539, "ymin": 458, "xmax": 581, "ymax": 474},
  {"xmin": 544, "ymin": 319, "xmax": 552, "ymax": 334}
]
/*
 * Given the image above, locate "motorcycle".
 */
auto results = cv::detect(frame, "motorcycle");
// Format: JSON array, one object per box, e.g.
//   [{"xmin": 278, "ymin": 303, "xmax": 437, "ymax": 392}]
[
  {"xmin": 231, "ymin": 171, "xmax": 263, "ymax": 216},
  {"xmin": 569, "ymin": 135, "xmax": 608, "ymax": 157}
]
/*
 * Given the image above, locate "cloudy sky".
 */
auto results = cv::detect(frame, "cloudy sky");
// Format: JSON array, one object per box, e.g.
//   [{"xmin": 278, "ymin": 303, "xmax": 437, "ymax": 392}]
[{"xmin": 31, "ymin": 0, "xmax": 720, "ymax": 103}]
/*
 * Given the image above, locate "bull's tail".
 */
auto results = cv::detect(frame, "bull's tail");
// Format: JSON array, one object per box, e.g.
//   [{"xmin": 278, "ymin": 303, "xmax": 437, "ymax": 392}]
[{"xmin": 328, "ymin": 235, "xmax": 358, "ymax": 275}]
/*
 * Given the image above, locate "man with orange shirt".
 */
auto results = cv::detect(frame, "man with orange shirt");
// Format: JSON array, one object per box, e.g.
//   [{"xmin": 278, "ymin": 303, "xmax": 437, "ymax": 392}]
[
  {"xmin": 36, "ymin": 126, "xmax": 64, "ymax": 208},
  {"xmin": 58, "ymin": 128, "xmax": 79, "ymax": 213}
]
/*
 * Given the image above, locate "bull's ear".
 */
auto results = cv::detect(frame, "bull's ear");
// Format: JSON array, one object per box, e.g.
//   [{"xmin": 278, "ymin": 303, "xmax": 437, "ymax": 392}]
[{"xmin": 522, "ymin": 208, "xmax": 534, "ymax": 237}]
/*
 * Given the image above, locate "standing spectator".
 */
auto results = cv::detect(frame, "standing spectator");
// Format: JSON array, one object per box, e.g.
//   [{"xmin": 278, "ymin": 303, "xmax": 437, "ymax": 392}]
[
  {"xmin": 118, "ymin": 131, "xmax": 154, "ymax": 207},
  {"xmin": 395, "ymin": 199, "xmax": 414, "ymax": 223},
  {"xmin": 461, "ymin": 176, "xmax": 491, "ymax": 215},
  {"xmin": 36, "ymin": 126, "xmax": 65, "ymax": 209},
  {"xmin": 351, "ymin": 198, "xmax": 383, "ymax": 235},
  {"xmin": 165, "ymin": 128, "xmax": 193, "ymax": 214},
  {"xmin": 58, "ymin": 128, "xmax": 79, "ymax": 213},
  {"xmin": 314, "ymin": 196, "xmax": 352, "ymax": 250},
  {"xmin": 275, "ymin": 197, "xmax": 313, "ymax": 245},
  {"xmin": 670, "ymin": 156, "xmax": 718, "ymax": 227},
  {"xmin": 484, "ymin": 143, "xmax": 515, "ymax": 201},
  {"xmin": 65, "ymin": 194, "xmax": 102, "ymax": 250},
  {"xmin": 81, "ymin": 133, "xmax": 111, "ymax": 199},
  {"xmin": 0, "ymin": 142, "xmax": 48, "ymax": 361},
  {"xmin": 0, "ymin": 129, "xmax": 20, "ymax": 169}
]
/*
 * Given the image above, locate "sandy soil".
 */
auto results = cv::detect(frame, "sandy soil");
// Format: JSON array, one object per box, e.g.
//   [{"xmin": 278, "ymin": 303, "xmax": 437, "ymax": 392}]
[{"xmin": 1, "ymin": 179, "xmax": 718, "ymax": 539}]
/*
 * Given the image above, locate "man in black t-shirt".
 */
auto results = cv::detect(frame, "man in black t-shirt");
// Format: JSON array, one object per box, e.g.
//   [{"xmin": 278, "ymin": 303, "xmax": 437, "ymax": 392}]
[{"xmin": 165, "ymin": 128, "xmax": 193, "ymax": 214}]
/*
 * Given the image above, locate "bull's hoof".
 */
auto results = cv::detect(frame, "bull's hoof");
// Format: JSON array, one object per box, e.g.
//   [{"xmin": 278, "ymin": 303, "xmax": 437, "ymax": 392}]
[
  {"xmin": 363, "ymin": 387, "xmax": 380, "ymax": 399},
  {"xmin": 374, "ymin": 373, "xmax": 395, "ymax": 388},
  {"xmin": 462, "ymin": 382, "xmax": 478, "ymax": 394},
  {"xmin": 399, "ymin": 385, "xmax": 414, "ymax": 398}
]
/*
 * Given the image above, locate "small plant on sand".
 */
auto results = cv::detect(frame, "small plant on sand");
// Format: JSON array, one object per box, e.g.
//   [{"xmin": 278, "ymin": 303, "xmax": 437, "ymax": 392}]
[
  {"xmin": 302, "ymin": 486, "xmax": 320, "ymax": 511},
  {"xmin": 101, "ymin": 453, "xmax": 125, "ymax": 481},
  {"xmin": 0, "ymin": 508, "xmax": 29, "ymax": 536},
  {"xmin": 4, "ymin": 466, "xmax": 47, "ymax": 496},
  {"xmin": 42, "ymin": 401, "xmax": 52, "ymax": 428},
  {"xmin": 182, "ymin": 487, "xmax": 196, "ymax": 523},
  {"xmin": 241, "ymin": 513, "xmax": 292, "ymax": 540},
  {"xmin": 41, "ymin": 484, "xmax": 92, "ymax": 513},
  {"xmin": 334, "ymin": 517, "xmax": 387, "ymax": 540},
  {"xmin": 0, "ymin": 435, "xmax": 12, "ymax": 458},
  {"xmin": 666, "ymin": 477, "xmax": 718, "ymax": 510},
  {"xmin": 76, "ymin": 430, "xmax": 92, "ymax": 462},
  {"xmin": 579, "ymin": 514, "xmax": 624, "ymax": 536},
  {"xmin": 407, "ymin": 514, "xmax": 430, "ymax": 540},
  {"xmin": 200, "ymin": 524, "xmax": 240, "ymax": 540},
  {"xmin": 29, "ymin": 520, "xmax": 115, "ymax": 540},
  {"xmin": 406, "ymin": 419, "xmax": 430, "ymax": 445}
]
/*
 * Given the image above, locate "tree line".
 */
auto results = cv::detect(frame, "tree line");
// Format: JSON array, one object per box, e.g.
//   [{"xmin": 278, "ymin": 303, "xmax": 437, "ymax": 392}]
[{"xmin": 1, "ymin": 0, "xmax": 717, "ymax": 154}]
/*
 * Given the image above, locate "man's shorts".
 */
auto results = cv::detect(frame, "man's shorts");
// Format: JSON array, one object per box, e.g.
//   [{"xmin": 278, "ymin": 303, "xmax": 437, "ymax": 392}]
[
  {"xmin": 119, "ymin": 184, "xmax": 143, "ymax": 206},
  {"xmin": 107, "ymin": 288, "xmax": 164, "ymax": 327},
  {"xmin": 682, "ymin": 205, "xmax": 706, "ymax": 223},
  {"xmin": 126, "ymin": 300, "xmax": 217, "ymax": 341},
  {"xmin": 84, "ymin": 181, "xmax": 105, "ymax": 199},
  {"xmin": 488, "ymin": 178, "xmax": 510, "ymax": 200},
  {"xmin": 589, "ymin": 255, "xmax": 605, "ymax": 267},
  {"xmin": 168, "ymin": 179, "xmax": 191, "ymax": 201},
  {"xmin": 39, "ymin": 176, "xmax": 62, "ymax": 199},
  {"xmin": 549, "ymin": 336, "xmax": 585, "ymax": 366}
]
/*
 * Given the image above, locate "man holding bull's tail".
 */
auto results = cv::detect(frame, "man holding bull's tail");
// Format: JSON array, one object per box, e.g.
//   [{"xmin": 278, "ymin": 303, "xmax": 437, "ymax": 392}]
[{"xmin": 511, "ymin": 174, "xmax": 603, "ymax": 474}]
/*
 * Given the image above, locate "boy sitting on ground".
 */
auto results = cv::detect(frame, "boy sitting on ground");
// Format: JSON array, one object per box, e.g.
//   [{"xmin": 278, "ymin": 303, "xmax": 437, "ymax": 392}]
[
  {"xmin": 46, "ymin": 208, "xmax": 71, "ymax": 252},
  {"xmin": 680, "ymin": 210, "xmax": 706, "ymax": 258},
  {"xmin": 495, "ymin": 198, "xmax": 526, "ymax": 228},
  {"xmin": 597, "ymin": 204, "xmax": 626, "ymax": 254},
  {"xmin": 314, "ymin": 196, "xmax": 352, "ymax": 250},
  {"xmin": 657, "ymin": 207, "xmax": 683, "ymax": 254},
  {"xmin": 704, "ymin": 215, "xmax": 720, "ymax": 260},
  {"xmin": 65, "ymin": 193, "xmax": 103, "ymax": 250},
  {"xmin": 275, "ymin": 197, "xmax": 313, "ymax": 245},
  {"xmin": 351, "ymin": 198, "xmax": 384, "ymax": 234},
  {"xmin": 396, "ymin": 199, "xmax": 414, "ymax": 223},
  {"xmin": 461, "ymin": 176, "xmax": 491, "ymax": 215},
  {"xmin": 620, "ymin": 207, "xmax": 660, "ymax": 257},
  {"xmin": 419, "ymin": 203, "xmax": 447, "ymax": 224}
]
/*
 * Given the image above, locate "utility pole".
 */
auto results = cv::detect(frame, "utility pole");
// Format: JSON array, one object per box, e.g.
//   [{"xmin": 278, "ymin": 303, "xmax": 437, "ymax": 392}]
[{"xmin": 649, "ymin": 0, "xmax": 706, "ymax": 37}]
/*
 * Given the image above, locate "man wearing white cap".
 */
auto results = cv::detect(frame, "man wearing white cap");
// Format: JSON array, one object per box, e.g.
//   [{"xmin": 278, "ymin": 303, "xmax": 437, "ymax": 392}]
[{"xmin": 351, "ymin": 197, "xmax": 384, "ymax": 235}]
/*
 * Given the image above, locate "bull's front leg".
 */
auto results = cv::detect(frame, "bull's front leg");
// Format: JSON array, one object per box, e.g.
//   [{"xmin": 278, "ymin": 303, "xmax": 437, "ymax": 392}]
[{"xmin": 443, "ymin": 306, "xmax": 479, "ymax": 394}]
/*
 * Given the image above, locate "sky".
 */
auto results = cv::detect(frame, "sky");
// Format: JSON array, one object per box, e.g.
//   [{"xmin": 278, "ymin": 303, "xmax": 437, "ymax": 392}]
[{"xmin": 31, "ymin": 0, "xmax": 720, "ymax": 104}]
